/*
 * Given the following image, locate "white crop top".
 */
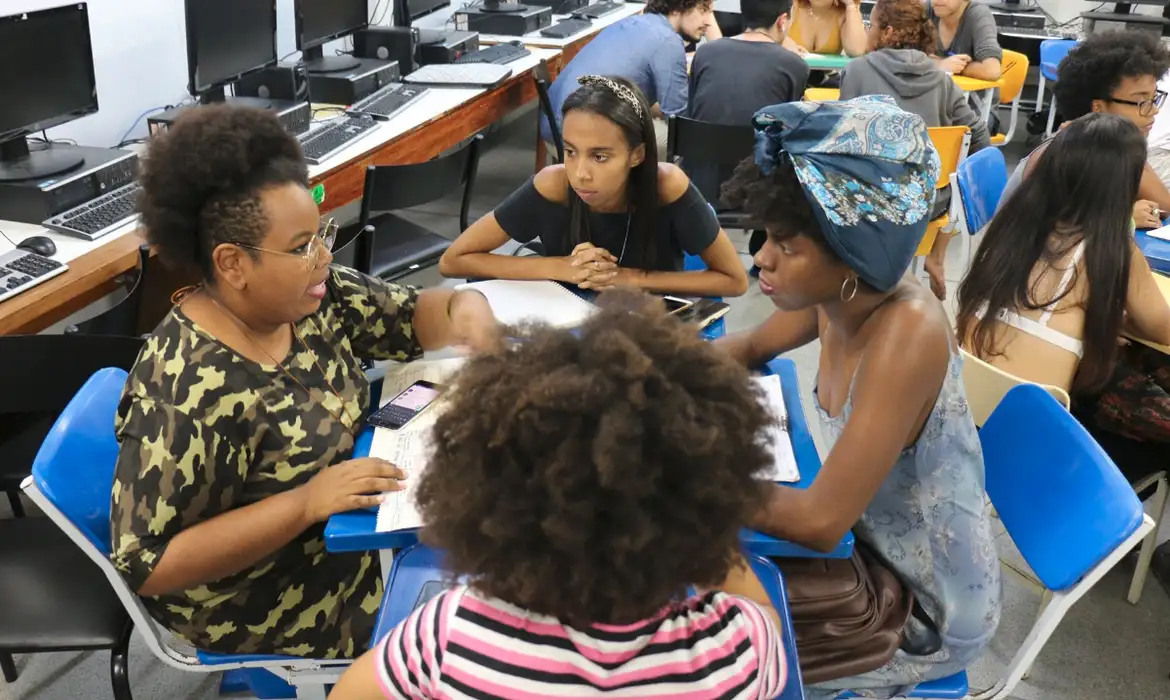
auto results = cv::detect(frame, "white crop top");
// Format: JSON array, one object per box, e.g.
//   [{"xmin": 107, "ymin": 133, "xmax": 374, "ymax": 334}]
[{"xmin": 974, "ymin": 241, "xmax": 1085, "ymax": 358}]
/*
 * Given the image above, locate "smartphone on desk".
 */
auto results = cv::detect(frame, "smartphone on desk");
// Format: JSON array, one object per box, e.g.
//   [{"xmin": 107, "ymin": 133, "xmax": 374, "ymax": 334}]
[
  {"xmin": 663, "ymin": 295, "xmax": 696, "ymax": 316},
  {"xmin": 367, "ymin": 380, "xmax": 444, "ymax": 430}
]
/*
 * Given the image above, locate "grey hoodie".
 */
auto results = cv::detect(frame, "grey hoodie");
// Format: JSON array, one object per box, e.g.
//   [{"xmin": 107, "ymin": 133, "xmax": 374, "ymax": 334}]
[{"xmin": 840, "ymin": 48, "xmax": 991, "ymax": 152}]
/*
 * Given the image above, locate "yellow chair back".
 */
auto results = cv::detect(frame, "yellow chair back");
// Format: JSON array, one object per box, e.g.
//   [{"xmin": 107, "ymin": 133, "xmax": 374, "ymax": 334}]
[
  {"xmin": 959, "ymin": 348, "xmax": 1071, "ymax": 427},
  {"xmin": 803, "ymin": 87, "xmax": 841, "ymax": 101},
  {"xmin": 999, "ymin": 50, "xmax": 1030, "ymax": 105},
  {"xmin": 927, "ymin": 125, "xmax": 968, "ymax": 192}
]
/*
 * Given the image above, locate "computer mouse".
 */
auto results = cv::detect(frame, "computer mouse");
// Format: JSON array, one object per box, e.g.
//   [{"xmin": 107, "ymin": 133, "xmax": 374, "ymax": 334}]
[{"xmin": 16, "ymin": 235, "xmax": 56, "ymax": 257}]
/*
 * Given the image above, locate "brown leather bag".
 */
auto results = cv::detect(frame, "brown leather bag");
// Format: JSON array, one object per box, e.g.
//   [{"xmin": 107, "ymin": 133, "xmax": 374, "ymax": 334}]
[{"xmin": 779, "ymin": 545, "xmax": 916, "ymax": 684}]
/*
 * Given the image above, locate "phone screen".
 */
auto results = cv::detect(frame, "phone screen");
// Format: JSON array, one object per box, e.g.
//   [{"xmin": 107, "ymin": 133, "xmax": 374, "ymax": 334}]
[{"xmin": 368, "ymin": 381, "xmax": 443, "ymax": 430}]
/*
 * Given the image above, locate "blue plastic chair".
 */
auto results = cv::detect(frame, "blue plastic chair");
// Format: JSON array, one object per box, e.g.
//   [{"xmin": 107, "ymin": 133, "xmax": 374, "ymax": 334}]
[
  {"xmin": 955, "ymin": 147, "xmax": 1008, "ymax": 237},
  {"xmin": 834, "ymin": 384, "xmax": 1152, "ymax": 700},
  {"xmin": 24, "ymin": 368, "xmax": 346, "ymax": 700},
  {"xmin": 373, "ymin": 546, "xmax": 805, "ymax": 699},
  {"xmin": 1036, "ymin": 39, "xmax": 1077, "ymax": 136}
]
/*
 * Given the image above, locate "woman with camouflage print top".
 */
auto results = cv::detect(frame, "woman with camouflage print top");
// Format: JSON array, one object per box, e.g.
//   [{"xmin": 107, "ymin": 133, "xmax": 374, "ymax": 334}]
[{"xmin": 109, "ymin": 105, "xmax": 498, "ymax": 658}]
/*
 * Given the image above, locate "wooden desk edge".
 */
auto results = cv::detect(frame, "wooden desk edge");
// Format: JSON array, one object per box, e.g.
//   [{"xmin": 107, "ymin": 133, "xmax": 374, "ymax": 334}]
[{"xmin": 1, "ymin": 56, "xmax": 566, "ymax": 335}]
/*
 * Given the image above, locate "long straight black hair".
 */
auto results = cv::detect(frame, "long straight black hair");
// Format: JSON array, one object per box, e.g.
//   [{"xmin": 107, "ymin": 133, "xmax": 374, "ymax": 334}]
[
  {"xmin": 561, "ymin": 76, "xmax": 660, "ymax": 269},
  {"xmin": 957, "ymin": 113, "xmax": 1146, "ymax": 392}
]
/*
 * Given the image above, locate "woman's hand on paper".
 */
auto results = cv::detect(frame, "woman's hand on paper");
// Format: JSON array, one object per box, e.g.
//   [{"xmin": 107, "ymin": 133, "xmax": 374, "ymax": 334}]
[
  {"xmin": 1135, "ymin": 199, "xmax": 1162, "ymax": 230},
  {"xmin": 299, "ymin": 458, "xmax": 407, "ymax": 523}
]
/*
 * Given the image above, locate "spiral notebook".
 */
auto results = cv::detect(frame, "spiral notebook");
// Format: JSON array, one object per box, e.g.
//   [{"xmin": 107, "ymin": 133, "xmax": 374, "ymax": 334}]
[
  {"xmin": 752, "ymin": 375, "xmax": 800, "ymax": 484},
  {"xmin": 456, "ymin": 280, "xmax": 596, "ymax": 328}
]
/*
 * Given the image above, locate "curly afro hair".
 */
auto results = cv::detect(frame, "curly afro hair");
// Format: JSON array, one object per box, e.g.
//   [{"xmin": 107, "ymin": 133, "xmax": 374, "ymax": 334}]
[
  {"xmin": 721, "ymin": 154, "xmax": 826, "ymax": 248},
  {"xmin": 415, "ymin": 290, "xmax": 774, "ymax": 627},
  {"xmin": 137, "ymin": 105, "xmax": 308, "ymax": 278},
  {"xmin": 1053, "ymin": 31, "xmax": 1170, "ymax": 120},
  {"xmin": 645, "ymin": 0, "xmax": 712, "ymax": 17},
  {"xmin": 871, "ymin": 0, "xmax": 936, "ymax": 54}
]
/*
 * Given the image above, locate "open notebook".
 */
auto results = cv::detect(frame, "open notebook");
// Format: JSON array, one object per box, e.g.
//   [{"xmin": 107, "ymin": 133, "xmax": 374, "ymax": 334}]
[
  {"xmin": 374, "ymin": 358, "xmax": 464, "ymax": 533},
  {"xmin": 455, "ymin": 280, "xmax": 596, "ymax": 328},
  {"xmin": 752, "ymin": 374, "xmax": 800, "ymax": 483}
]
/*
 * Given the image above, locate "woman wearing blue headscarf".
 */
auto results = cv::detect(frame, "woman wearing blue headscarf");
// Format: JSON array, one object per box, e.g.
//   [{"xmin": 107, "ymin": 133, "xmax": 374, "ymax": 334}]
[{"xmin": 719, "ymin": 96, "xmax": 1000, "ymax": 698}]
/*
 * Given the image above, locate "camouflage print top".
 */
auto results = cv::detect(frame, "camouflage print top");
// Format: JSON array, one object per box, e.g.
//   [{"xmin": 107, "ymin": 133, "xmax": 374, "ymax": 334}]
[{"xmin": 110, "ymin": 265, "xmax": 422, "ymax": 659}]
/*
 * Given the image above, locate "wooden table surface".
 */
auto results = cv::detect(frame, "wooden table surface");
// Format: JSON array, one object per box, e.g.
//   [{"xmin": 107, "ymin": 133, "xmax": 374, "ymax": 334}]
[{"xmin": 0, "ymin": 53, "xmax": 565, "ymax": 336}]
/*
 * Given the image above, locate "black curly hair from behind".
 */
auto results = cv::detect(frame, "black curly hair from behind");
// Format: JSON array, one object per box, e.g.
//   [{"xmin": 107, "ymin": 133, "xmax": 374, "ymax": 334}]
[
  {"xmin": 721, "ymin": 154, "xmax": 827, "ymax": 249},
  {"xmin": 1054, "ymin": 31, "xmax": 1170, "ymax": 120},
  {"xmin": 645, "ymin": 0, "xmax": 712, "ymax": 16},
  {"xmin": 137, "ymin": 105, "xmax": 308, "ymax": 278},
  {"xmin": 416, "ymin": 290, "xmax": 773, "ymax": 627}
]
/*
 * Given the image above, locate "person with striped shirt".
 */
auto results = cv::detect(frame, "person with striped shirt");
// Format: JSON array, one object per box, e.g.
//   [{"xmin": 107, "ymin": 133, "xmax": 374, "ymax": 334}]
[{"xmin": 331, "ymin": 291, "xmax": 789, "ymax": 699}]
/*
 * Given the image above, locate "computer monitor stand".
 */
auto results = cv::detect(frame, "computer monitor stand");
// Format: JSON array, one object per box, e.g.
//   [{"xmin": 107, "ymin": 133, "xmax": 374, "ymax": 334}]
[
  {"xmin": 302, "ymin": 45, "xmax": 361, "ymax": 74},
  {"xmin": 0, "ymin": 135, "xmax": 85, "ymax": 183},
  {"xmin": 986, "ymin": 0, "xmax": 1036, "ymax": 12}
]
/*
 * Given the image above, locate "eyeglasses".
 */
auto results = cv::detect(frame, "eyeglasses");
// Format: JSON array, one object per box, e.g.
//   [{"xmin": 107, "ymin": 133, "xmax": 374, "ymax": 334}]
[
  {"xmin": 231, "ymin": 218, "xmax": 339, "ymax": 272},
  {"xmin": 1107, "ymin": 90, "xmax": 1168, "ymax": 117}
]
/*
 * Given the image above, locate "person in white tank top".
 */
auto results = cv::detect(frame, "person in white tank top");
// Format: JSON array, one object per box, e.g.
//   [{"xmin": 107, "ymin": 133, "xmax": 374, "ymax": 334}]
[{"xmin": 959, "ymin": 112, "xmax": 1170, "ymax": 502}]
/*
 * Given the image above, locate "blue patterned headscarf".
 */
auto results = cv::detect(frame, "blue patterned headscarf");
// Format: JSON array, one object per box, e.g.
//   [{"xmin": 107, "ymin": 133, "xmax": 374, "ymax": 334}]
[{"xmin": 752, "ymin": 96, "xmax": 940, "ymax": 292}]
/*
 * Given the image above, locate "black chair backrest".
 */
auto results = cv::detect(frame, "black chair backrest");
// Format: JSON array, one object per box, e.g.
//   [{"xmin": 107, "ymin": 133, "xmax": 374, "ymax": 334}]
[
  {"xmin": 358, "ymin": 134, "xmax": 484, "ymax": 233},
  {"xmin": 331, "ymin": 223, "xmax": 375, "ymax": 276},
  {"xmin": 533, "ymin": 59, "xmax": 563, "ymax": 163},
  {"xmin": 0, "ymin": 334, "xmax": 145, "ymax": 417},
  {"xmin": 0, "ymin": 334, "xmax": 144, "ymax": 482},
  {"xmin": 666, "ymin": 115, "xmax": 756, "ymax": 167},
  {"xmin": 65, "ymin": 245, "xmax": 151, "ymax": 337}
]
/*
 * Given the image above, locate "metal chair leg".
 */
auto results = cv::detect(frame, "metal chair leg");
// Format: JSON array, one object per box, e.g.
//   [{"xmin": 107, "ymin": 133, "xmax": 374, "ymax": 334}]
[
  {"xmin": 110, "ymin": 622, "xmax": 133, "ymax": 700},
  {"xmin": 1, "ymin": 652, "xmax": 17, "ymax": 682},
  {"xmin": 6, "ymin": 490, "xmax": 25, "ymax": 518},
  {"xmin": 1128, "ymin": 473, "xmax": 1168, "ymax": 605}
]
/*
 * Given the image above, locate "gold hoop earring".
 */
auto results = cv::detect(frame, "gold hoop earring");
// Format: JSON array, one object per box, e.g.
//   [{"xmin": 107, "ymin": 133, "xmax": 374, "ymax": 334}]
[{"xmin": 839, "ymin": 275, "xmax": 859, "ymax": 302}]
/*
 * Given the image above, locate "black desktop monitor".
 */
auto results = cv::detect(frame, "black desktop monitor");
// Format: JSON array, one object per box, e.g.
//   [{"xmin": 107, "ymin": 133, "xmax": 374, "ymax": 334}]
[
  {"xmin": 0, "ymin": 3, "xmax": 98, "ymax": 182},
  {"xmin": 186, "ymin": 0, "xmax": 278, "ymax": 104},
  {"xmin": 296, "ymin": 0, "xmax": 367, "ymax": 74}
]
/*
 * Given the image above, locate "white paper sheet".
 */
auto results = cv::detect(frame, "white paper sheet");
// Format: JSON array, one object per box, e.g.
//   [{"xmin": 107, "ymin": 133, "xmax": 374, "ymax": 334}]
[
  {"xmin": 456, "ymin": 279, "xmax": 595, "ymax": 328},
  {"xmin": 373, "ymin": 359, "xmax": 464, "ymax": 532},
  {"xmin": 1148, "ymin": 224, "xmax": 1170, "ymax": 242},
  {"xmin": 752, "ymin": 375, "xmax": 800, "ymax": 484}
]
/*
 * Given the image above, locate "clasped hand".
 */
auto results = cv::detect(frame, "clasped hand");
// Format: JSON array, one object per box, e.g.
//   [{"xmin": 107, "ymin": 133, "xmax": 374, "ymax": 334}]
[{"xmin": 564, "ymin": 243, "xmax": 640, "ymax": 290}]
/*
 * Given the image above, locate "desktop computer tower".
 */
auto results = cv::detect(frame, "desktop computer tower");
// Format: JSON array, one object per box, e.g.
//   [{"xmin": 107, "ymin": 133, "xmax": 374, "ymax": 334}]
[
  {"xmin": 235, "ymin": 62, "xmax": 310, "ymax": 103},
  {"xmin": 416, "ymin": 29, "xmax": 481, "ymax": 64},
  {"xmin": 454, "ymin": 5, "xmax": 552, "ymax": 36},
  {"xmin": 0, "ymin": 146, "xmax": 138, "ymax": 224},
  {"xmin": 148, "ymin": 98, "xmax": 312, "ymax": 136},
  {"xmin": 354, "ymin": 26, "xmax": 420, "ymax": 71},
  {"xmin": 305, "ymin": 57, "xmax": 401, "ymax": 106}
]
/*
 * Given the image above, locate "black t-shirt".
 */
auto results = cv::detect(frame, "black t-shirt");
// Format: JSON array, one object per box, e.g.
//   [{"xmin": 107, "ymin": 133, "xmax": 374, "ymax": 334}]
[
  {"xmin": 688, "ymin": 38, "xmax": 810, "ymax": 126},
  {"xmin": 493, "ymin": 179, "xmax": 720, "ymax": 271},
  {"xmin": 686, "ymin": 38, "xmax": 809, "ymax": 207}
]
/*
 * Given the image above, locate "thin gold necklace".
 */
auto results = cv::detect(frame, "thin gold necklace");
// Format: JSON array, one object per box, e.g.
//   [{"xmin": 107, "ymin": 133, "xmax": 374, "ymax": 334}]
[{"xmin": 185, "ymin": 288, "xmax": 359, "ymax": 426}]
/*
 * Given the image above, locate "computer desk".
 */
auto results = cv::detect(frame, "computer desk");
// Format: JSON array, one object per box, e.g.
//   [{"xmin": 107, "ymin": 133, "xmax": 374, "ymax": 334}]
[
  {"xmin": 0, "ymin": 48, "xmax": 563, "ymax": 336},
  {"xmin": 324, "ymin": 356, "xmax": 855, "ymax": 571}
]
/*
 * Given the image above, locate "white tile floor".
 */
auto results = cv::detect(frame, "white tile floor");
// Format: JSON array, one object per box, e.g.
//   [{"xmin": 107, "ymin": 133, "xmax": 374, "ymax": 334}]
[{"xmin": 3, "ymin": 109, "xmax": 1169, "ymax": 699}]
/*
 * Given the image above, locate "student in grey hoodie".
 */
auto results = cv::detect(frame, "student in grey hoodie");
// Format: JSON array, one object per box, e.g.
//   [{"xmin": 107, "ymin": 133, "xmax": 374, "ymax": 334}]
[{"xmin": 839, "ymin": 0, "xmax": 989, "ymax": 299}]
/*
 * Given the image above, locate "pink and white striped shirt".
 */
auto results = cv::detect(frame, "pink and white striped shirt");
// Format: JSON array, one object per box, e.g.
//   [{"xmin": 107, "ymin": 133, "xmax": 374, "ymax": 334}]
[{"xmin": 376, "ymin": 586, "xmax": 787, "ymax": 699}]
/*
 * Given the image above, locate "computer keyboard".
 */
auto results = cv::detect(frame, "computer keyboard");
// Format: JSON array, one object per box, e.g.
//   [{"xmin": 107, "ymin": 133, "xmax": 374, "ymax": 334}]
[
  {"xmin": 541, "ymin": 17, "xmax": 592, "ymax": 38},
  {"xmin": 575, "ymin": 1, "xmax": 623, "ymax": 18},
  {"xmin": 0, "ymin": 249, "xmax": 68, "ymax": 304},
  {"xmin": 403, "ymin": 63, "xmax": 514, "ymax": 88},
  {"xmin": 998, "ymin": 25, "xmax": 1061, "ymax": 38},
  {"xmin": 297, "ymin": 114, "xmax": 381, "ymax": 165},
  {"xmin": 454, "ymin": 41, "xmax": 531, "ymax": 65},
  {"xmin": 347, "ymin": 83, "xmax": 430, "ymax": 121},
  {"xmin": 43, "ymin": 182, "xmax": 141, "ymax": 241}
]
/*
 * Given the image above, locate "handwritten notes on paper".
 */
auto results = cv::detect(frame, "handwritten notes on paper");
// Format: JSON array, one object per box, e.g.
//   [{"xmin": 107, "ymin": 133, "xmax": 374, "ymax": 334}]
[{"xmin": 373, "ymin": 358, "xmax": 464, "ymax": 533}]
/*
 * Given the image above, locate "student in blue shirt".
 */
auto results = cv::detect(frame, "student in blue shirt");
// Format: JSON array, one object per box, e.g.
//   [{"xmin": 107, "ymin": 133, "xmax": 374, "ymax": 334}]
[{"xmin": 544, "ymin": 0, "xmax": 714, "ymax": 152}]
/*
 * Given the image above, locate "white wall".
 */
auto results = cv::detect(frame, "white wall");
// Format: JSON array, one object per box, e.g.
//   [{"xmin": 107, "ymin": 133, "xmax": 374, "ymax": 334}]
[{"xmin": 11, "ymin": 0, "xmax": 386, "ymax": 148}]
